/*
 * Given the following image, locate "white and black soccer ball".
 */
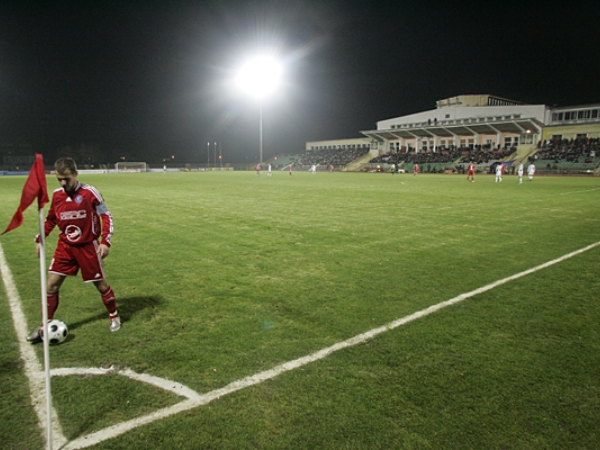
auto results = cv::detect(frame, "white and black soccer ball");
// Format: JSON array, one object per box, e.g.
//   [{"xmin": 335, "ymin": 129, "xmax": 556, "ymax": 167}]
[{"xmin": 41, "ymin": 320, "xmax": 68, "ymax": 345}]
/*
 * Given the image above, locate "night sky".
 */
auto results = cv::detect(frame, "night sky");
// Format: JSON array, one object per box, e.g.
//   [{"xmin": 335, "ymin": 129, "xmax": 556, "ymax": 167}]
[{"xmin": 1, "ymin": 1, "xmax": 599, "ymax": 164}]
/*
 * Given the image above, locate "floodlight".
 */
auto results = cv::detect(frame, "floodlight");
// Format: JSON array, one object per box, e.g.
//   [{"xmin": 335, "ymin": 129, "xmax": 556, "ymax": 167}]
[
  {"xmin": 235, "ymin": 54, "xmax": 284, "ymax": 163},
  {"xmin": 235, "ymin": 55, "xmax": 283, "ymax": 99}
]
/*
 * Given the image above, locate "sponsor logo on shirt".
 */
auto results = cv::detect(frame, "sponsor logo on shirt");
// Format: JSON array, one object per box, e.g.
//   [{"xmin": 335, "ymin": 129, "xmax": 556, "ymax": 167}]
[
  {"xmin": 60, "ymin": 210, "xmax": 87, "ymax": 220},
  {"xmin": 65, "ymin": 225, "xmax": 83, "ymax": 242}
]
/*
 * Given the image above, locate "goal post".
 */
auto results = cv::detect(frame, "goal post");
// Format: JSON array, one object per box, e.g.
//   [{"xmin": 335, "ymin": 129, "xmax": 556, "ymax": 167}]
[{"xmin": 115, "ymin": 162, "xmax": 147, "ymax": 173}]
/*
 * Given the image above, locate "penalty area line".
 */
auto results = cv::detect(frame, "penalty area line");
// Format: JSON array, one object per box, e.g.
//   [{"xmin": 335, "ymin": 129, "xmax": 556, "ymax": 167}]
[{"xmin": 62, "ymin": 240, "xmax": 600, "ymax": 450}]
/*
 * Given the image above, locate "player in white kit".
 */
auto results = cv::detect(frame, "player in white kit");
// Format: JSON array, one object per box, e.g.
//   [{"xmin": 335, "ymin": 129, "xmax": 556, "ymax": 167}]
[
  {"xmin": 495, "ymin": 164, "xmax": 503, "ymax": 182},
  {"xmin": 528, "ymin": 163, "xmax": 536, "ymax": 181}
]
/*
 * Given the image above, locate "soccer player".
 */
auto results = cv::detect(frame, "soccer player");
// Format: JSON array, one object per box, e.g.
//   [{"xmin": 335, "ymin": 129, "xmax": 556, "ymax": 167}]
[
  {"xmin": 289, "ymin": 163, "xmax": 293, "ymax": 175},
  {"xmin": 466, "ymin": 162, "xmax": 475, "ymax": 182},
  {"xmin": 267, "ymin": 163, "xmax": 272, "ymax": 177},
  {"xmin": 495, "ymin": 163, "xmax": 503, "ymax": 182},
  {"xmin": 311, "ymin": 164, "xmax": 317, "ymax": 174},
  {"xmin": 413, "ymin": 164, "xmax": 419, "ymax": 176},
  {"xmin": 256, "ymin": 164, "xmax": 261, "ymax": 176},
  {"xmin": 27, "ymin": 157, "xmax": 120, "ymax": 343},
  {"xmin": 517, "ymin": 162, "xmax": 524, "ymax": 184},
  {"xmin": 528, "ymin": 162, "xmax": 536, "ymax": 181}
]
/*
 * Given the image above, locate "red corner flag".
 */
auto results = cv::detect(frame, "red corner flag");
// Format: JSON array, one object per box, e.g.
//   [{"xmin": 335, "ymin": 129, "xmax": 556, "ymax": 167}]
[{"xmin": 2, "ymin": 153, "xmax": 49, "ymax": 235}]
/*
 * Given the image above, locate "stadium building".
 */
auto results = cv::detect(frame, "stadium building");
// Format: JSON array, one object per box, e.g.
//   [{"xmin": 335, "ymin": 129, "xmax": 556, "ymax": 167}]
[{"xmin": 305, "ymin": 94, "xmax": 600, "ymax": 174}]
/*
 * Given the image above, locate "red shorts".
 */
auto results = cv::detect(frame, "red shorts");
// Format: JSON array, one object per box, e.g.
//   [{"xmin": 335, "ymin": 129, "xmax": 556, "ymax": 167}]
[{"xmin": 49, "ymin": 240, "xmax": 106, "ymax": 282}]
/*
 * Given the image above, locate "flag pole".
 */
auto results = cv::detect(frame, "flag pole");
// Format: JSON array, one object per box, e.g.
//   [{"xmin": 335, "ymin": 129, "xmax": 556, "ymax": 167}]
[{"xmin": 38, "ymin": 207, "xmax": 53, "ymax": 450}]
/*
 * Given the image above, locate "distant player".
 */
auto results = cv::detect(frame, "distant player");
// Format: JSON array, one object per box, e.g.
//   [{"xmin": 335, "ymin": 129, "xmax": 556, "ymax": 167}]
[
  {"xmin": 517, "ymin": 163, "xmax": 524, "ymax": 184},
  {"xmin": 267, "ymin": 163, "xmax": 272, "ymax": 177},
  {"xmin": 27, "ymin": 157, "xmax": 120, "ymax": 343},
  {"xmin": 466, "ymin": 162, "xmax": 475, "ymax": 182},
  {"xmin": 528, "ymin": 162, "xmax": 536, "ymax": 181},
  {"xmin": 256, "ymin": 164, "xmax": 261, "ymax": 176},
  {"xmin": 289, "ymin": 164, "xmax": 293, "ymax": 175},
  {"xmin": 413, "ymin": 164, "xmax": 419, "ymax": 177},
  {"xmin": 390, "ymin": 163, "xmax": 396, "ymax": 174},
  {"xmin": 311, "ymin": 164, "xmax": 317, "ymax": 175},
  {"xmin": 495, "ymin": 163, "xmax": 503, "ymax": 182},
  {"xmin": 329, "ymin": 164, "xmax": 334, "ymax": 173}
]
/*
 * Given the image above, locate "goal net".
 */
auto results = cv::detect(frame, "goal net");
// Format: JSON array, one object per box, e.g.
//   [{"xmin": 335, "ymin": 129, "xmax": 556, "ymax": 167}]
[{"xmin": 115, "ymin": 162, "xmax": 147, "ymax": 173}]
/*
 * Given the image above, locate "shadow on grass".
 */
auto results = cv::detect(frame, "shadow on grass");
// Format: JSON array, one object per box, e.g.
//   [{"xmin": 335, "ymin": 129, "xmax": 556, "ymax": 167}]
[{"xmin": 67, "ymin": 295, "xmax": 164, "ymax": 331}]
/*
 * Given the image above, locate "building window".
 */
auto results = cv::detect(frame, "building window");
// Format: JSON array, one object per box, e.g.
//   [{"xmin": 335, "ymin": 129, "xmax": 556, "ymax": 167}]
[
  {"xmin": 592, "ymin": 110, "xmax": 599, "ymax": 118},
  {"xmin": 445, "ymin": 114, "xmax": 450, "ymax": 118}
]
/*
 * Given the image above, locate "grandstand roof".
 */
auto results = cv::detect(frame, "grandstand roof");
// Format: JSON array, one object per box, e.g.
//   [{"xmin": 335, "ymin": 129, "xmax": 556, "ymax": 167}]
[
  {"xmin": 362, "ymin": 118, "xmax": 543, "ymax": 142},
  {"xmin": 359, "ymin": 96, "xmax": 547, "ymax": 143}
]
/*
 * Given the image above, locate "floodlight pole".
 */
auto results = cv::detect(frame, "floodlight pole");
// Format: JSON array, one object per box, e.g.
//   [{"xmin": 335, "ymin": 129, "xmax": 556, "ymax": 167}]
[
  {"xmin": 259, "ymin": 102, "xmax": 263, "ymax": 163},
  {"xmin": 214, "ymin": 142, "xmax": 217, "ymax": 169},
  {"xmin": 207, "ymin": 142, "xmax": 210, "ymax": 168}
]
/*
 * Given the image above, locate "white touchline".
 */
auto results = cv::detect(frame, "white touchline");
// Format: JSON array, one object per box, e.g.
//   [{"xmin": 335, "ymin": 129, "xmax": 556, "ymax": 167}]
[{"xmin": 2, "ymin": 241, "xmax": 599, "ymax": 450}]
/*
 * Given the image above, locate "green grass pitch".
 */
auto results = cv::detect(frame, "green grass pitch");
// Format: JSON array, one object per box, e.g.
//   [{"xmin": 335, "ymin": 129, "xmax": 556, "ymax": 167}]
[{"xmin": 1, "ymin": 171, "xmax": 599, "ymax": 449}]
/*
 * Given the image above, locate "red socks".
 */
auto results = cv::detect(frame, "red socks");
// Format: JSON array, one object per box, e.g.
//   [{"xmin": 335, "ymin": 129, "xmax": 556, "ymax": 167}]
[
  {"xmin": 46, "ymin": 292, "xmax": 59, "ymax": 320},
  {"xmin": 100, "ymin": 286, "xmax": 118, "ymax": 315}
]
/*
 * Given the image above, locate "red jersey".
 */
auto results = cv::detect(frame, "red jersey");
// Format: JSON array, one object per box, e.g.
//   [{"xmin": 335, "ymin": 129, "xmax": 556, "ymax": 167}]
[
  {"xmin": 413, "ymin": 165, "xmax": 419, "ymax": 173},
  {"xmin": 468, "ymin": 163, "xmax": 475, "ymax": 173},
  {"xmin": 43, "ymin": 182, "xmax": 113, "ymax": 247}
]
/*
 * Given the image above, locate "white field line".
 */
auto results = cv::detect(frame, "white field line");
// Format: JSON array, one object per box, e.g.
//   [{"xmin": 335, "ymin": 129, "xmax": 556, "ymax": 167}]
[
  {"xmin": 558, "ymin": 187, "xmax": 600, "ymax": 195},
  {"xmin": 2, "ymin": 241, "xmax": 599, "ymax": 449},
  {"xmin": 0, "ymin": 243, "xmax": 68, "ymax": 449},
  {"xmin": 62, "ymin": 240, "xmax": 600, "ymax": 450}
]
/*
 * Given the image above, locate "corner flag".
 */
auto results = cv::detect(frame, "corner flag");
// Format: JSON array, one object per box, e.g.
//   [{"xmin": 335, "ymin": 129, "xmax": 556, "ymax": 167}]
[
  {"xmin": 1, "ymin": 153, "xmax": 56, "ymax": 449},
  {"xmin": 2, "ymin": 153, "xmax": 49, "ymax": 235}
]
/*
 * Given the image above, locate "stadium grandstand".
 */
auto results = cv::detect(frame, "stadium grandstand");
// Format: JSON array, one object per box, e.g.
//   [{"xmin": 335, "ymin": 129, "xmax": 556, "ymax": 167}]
[{"xmin": 304, "ymin": 94, "xmax": 600, "ymax": 175}]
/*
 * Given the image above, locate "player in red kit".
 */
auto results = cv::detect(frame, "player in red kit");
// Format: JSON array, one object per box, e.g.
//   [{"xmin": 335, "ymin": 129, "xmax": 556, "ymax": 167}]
[
  {"xmin": 466, "ymin": 162, "xmax": 475, "ymax": 182},
  {"xmin": 413, "ymin": 164, "xmax": 419, "ymax": 176},
  {"xmin": 27, "ymin": 157, "xmax": 120, "ymax": 343}
]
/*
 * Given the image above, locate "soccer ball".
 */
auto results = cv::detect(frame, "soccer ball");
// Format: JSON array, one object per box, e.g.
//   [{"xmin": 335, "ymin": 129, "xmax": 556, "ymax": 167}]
[{"xmin": 41, "ymin": 320, "xmax": 68, "ymax": 345}]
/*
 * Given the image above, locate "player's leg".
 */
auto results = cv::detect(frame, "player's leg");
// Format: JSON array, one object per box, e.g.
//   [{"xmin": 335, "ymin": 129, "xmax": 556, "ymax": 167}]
[
  {"xmin": 79, "ymin": 242, "xmax": 121, "ymax": 332},
  {"xmin": 93, "ymin": 279, "xmax": 120, "ymax": 332},
  {"xmin": 26, "ymin": 273, "xmax": 68, "ymax": 343}
]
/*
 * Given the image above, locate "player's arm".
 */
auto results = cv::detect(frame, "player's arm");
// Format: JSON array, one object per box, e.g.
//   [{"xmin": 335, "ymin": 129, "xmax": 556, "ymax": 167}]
[
  {"xmin": 35, "ymin": 200, "xmax": 58, "ymax": 256},
  {"xmin": 95, "ymin": 200, "xmax": 113, "ymax": 259}
]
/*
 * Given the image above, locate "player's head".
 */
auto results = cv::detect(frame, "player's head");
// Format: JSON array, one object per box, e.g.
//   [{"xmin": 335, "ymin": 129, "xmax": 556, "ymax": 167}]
[{"xmin": 54, "ymin": 157, "xmax": 78, "ymax": 194}]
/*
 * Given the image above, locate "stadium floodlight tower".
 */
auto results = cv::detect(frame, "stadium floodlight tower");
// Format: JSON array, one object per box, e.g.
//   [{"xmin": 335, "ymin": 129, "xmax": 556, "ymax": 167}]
[{"xmin": 235, "ymin": 54, "xmax": 283, "ymax": 164}]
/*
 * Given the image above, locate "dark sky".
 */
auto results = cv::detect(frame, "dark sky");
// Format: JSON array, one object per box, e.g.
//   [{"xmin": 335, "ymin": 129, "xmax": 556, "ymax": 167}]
[{"xmin": 1, "ymin": 1, "xmax": 599, "ymax": 164}]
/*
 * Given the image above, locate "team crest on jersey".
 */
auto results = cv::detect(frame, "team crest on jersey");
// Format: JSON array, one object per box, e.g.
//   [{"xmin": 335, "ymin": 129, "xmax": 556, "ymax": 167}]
[
  {"xmin": 74, "ymin": 194, "xmax": 83, "ymax": 204},
  {"xmin": 65, "ymin": 225, "xmax": 82, "ymax": 242}
]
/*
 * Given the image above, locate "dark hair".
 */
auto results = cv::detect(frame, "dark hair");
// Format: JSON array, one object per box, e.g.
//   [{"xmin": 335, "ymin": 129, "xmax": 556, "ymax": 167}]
[{"xmin": 55, "ymin": 157, "xmax": 77, "ymax": 174}]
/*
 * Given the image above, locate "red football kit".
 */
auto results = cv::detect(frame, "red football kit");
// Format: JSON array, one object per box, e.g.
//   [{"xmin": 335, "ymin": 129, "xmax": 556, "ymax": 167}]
[{"xmin": 42, "ymin": 182, "xmax": 114, "ymax": 282}]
